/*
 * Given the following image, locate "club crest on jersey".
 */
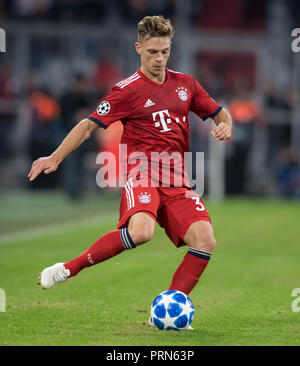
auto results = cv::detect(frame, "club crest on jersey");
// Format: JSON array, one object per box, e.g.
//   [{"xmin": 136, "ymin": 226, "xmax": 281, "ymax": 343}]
[
  {"xmin": 97, "ymin": 101, "xmax": 110, "ymax": 115},
  {"xmin": 138, "ymin": 192, "xmax": 151, "ymax": 204},
  {"xmin": 176, "ymin": 87, "xmax": 188, "ymax": 102}
]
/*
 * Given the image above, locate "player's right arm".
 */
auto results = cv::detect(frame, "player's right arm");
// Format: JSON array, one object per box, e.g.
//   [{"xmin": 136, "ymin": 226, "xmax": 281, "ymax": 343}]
[
  {"xmin": 28, "ymin": 118, "xmax": 99, "ymax": 181},
  {"xmin": 28, "ymin": 83, "xmax": 130, "ymax": 182}
]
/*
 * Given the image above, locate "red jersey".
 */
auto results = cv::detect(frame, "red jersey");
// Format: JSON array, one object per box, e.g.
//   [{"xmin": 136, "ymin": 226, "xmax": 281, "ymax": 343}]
[{"xmin": 88, "ymin": 68, "xmax": 222, "ymax": 188}]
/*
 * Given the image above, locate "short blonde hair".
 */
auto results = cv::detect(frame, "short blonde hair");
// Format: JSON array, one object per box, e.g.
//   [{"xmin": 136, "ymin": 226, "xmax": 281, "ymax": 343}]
[{"xmin": 138, "ymin": 15, "xmax": 175, "ymax": 42}]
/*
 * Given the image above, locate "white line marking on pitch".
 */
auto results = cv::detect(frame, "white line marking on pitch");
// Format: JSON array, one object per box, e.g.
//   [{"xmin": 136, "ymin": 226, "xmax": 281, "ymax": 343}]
[{"xmin": 0, "ymin": 213, "xmax": 117, "ymax": 246}]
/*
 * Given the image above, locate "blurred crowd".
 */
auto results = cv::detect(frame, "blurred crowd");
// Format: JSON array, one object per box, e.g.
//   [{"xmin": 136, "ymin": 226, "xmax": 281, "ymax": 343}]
[
  {"xmin": 0, "ymin": 0, "xmax": 299, "ymax": 200},
  {"xmin": 0, "ymin": 51, "xmax": 123, "ymax": 199},
  {"xmin": 191, "ymin": 53, "xmax": 300, "ymax": 200},
  {"xmin": 0, "ymin": 0, "xmax": 267, "ymax": 27},
  {"xmin": 0, "ymin": 0, "xmax": 176, "ymax": 24},
  {"xmin": 1, "ymin": 0, "xmax": 300, "ymax": 29}
]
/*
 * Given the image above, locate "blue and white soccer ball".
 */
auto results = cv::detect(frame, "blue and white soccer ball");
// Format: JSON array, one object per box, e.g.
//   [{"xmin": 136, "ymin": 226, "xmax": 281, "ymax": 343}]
[{"xmin": 150, "ymin": 290, "xmax": 195, "ymax": 330}]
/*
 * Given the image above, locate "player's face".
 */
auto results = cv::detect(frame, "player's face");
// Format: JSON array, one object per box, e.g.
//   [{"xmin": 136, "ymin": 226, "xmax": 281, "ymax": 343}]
[{"xmin": 136, "ymin": 36, "xmax": 171, "ymax": 79}]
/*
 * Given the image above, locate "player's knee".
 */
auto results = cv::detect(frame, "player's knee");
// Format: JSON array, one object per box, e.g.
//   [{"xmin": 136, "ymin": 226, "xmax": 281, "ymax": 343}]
[
  {"xmin": 204, "ymin": 236, "xmax": 216, "ymax": 252},
  {"xmin": 185, "ymin": 222, "xmax": 216, "ymax": 253},
  {"xmin": 128, "ymin": 225, "xmax": 154, "ymax": 246},
  {"xmin": 190, "ymin": 234, "xmax": 216, "ymax": 253},
  {"xmin": 128, "ymin": 213, "xmax": 155, "ymax": 246}
]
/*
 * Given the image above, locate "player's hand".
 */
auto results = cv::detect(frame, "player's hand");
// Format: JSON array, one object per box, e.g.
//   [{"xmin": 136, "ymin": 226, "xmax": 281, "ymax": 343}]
[
  {"xmin": 211, "ymin": 122, "xmax": 232, "ymax": 141},
  {"xmin": 28, "ymin": 156, "xmax": 60, "ymax": 181}
]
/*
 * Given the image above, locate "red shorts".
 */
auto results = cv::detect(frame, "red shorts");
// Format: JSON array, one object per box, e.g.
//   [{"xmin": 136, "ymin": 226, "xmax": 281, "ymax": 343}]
[{"xmin": 117, "ymin": 177, "xmax": 211, "ymax": 247}]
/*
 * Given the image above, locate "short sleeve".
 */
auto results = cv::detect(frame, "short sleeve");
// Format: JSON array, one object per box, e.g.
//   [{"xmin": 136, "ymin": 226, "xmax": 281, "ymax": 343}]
[
  {"xmin": 88, "ymin": 86, "xmax": 130, "ymax": 129},
  {"xmin": 190, "ymin": 78, "xmax": 222, "ymax": 121}
]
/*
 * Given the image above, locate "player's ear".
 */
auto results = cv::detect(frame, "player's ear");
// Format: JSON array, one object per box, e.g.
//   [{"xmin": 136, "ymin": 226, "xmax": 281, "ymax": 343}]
[{"xmin": 135, "ymin": 42, "xmax": 142, "ymax": 56}]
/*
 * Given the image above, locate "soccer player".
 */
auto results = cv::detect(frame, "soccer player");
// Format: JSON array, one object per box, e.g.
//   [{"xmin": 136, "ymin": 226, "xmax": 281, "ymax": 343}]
[{"xmin": 28, "ymin": 16, "xmax": 232, "ymax": 323}]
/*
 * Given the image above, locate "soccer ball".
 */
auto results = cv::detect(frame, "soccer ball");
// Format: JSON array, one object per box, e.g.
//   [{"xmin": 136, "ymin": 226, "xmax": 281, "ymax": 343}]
[{"xmin": 150, "ymin": 290, "xmax": 194, "ymax": 330}]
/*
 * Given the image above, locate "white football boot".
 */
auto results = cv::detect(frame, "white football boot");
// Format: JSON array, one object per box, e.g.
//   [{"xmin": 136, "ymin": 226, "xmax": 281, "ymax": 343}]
[
  {"xmin": 38, "ymin": 263, "xmax": 70, "ymax": 289},
  {"xmin": 148, "ymin": 316, "xmax": 193, "ymax": 330}
]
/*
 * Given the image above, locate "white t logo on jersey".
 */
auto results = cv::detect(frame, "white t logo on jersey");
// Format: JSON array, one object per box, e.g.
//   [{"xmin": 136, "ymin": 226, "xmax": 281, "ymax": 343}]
[
  {"xmin": 152, "ymin": 109, "xmax": 187, "ymax": 132},
  {"xmin": 152, "ymin": 109, "xmax": 172, "ymax": 132}
]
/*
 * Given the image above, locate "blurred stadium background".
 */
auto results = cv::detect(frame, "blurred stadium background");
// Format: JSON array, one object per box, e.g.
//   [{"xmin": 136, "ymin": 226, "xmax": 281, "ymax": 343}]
[{"xmin": 0, "ymin": 0, "xmax": 299, "ymax": 225}]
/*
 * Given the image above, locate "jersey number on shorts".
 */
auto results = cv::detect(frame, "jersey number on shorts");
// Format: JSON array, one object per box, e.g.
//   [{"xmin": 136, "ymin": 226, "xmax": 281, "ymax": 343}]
[{"xmin": 191, "ymin": 196, "xmax": 205, "ymax": 211}]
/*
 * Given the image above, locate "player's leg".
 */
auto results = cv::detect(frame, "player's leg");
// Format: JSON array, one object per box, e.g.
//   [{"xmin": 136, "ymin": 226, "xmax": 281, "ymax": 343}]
[
  {"xmin": 149, "ymin": 218, "xmax": 214, "ymax": 328},
  {"xmin": 63, "ymin": 227, "xmax": 137, "ymax": 278},
  {"xmin": 183, "ymin": 220, "xmax": 216, "ymax": 253},
  {"xmin": 168, "ymin": 220, "xmax": 216, "ymax": 295},
  {"xmin": 38, "ymin": 227, "xmax": 135, "ymax": 289},
  {"xmin": 127, "ymin": 211, "xmax": 156, "ymax": 245},
  {"xmin": 39, "ymin": 212, "xmax": 155, "ymax": 288},
  {"xmin": 157, "ymin": 191, "xmax": 215, "ymax": 295},
  {"xmin": 38, "ymin": 179, "xmax": 159, "ymax": 289},
  {"xmin": 63, "ymin": 211, "xmax": 155, "ymax": 276}
]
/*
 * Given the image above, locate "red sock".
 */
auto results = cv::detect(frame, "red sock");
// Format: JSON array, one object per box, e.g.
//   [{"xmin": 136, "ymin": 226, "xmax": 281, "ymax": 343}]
[
  {"xmin": 168, "ymin": 248, "xmax": 212, "ymax": 295},
  {"xmin": 64, "ymin": 228, "xmax": 135, "ymax": 277}
]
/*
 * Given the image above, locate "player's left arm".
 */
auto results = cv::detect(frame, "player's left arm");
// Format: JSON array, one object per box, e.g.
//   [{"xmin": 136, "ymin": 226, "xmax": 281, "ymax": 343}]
[{"xmin": 210, "ymin": 107, "xmax": 232, "ymax": 141}]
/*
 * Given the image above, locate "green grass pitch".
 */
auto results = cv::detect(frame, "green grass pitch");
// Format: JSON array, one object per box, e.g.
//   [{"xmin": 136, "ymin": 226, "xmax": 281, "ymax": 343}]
[{"xmin": 0, "ymin": 192, "xmax": 300, "ymax": 346}]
